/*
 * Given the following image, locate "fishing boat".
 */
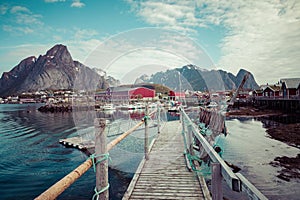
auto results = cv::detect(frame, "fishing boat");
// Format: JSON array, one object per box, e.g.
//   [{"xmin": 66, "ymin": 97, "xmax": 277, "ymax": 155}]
[{"xmin": 102, "ymin": 103, "xmax": 115, "ymax": 111}]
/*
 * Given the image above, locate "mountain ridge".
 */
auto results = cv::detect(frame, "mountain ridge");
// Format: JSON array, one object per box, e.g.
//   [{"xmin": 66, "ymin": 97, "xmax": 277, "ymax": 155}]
[
  {"xmin": 0, "ymin": 45, "xmax": 259, "ymax": 97},
  {"xmin": 136, "ymin": 64, "xmax": 259, "ymax": 91},
  {"xmin": 0, "ymin": 44, "xmax": 109, "ymax": 97}
]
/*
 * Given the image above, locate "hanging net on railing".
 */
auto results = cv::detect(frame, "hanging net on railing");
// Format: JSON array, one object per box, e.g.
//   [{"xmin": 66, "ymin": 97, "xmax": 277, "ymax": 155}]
[{"xmin": 182, "ymin": 107, "xmax": 227, "ymax": 176}]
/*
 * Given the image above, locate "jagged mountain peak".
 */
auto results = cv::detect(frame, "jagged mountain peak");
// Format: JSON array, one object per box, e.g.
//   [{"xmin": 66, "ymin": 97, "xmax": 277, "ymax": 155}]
[
  {"xmin": 46, "ymin": 44, "xmax": 67, "ymax": 56},
  {"xmin": 236, "ymin": 68, "xmax": 259, "ymax": 89},
  {"xmin": 20, "ymin": 56, "xmax": 36, "ymax": 64},
  {"xmin": 1, "ymin": 56, "xmax": 36, "ymax": 80},
  {"xmin": 180, "ymin": 64, "xmax": 208, "ymax": 72},
  {"xmin": 0, "ymin": 44, "xmax": 108, "ymax": 97},
  {"xmin": 11, "ymin": 56, "xmax": 36, "ymax": 73},
  {"xmin": 45, "ymin": 44, "xmax": 73, "ymax": 64},
  {"xmin": 137, "ymin": 66, "xmax": 259, "ymax": 91}
]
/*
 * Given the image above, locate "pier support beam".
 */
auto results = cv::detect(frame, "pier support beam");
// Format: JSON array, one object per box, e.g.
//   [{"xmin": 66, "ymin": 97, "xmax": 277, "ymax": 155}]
[
  {"xmin": 144, "ymin": 104, "xmax": 149, "ymax": 160},
  {"xmin": 187, "ymin": 124, "xmax": 194, "ymax": 156},
  {"xmin": 212, "ymin": 162, "xmax": 223, "ymax": 200},
  {"xmin": 157, "ymin": 103, "xmax": 161, "ymax": 134},
  {"xmin": 94, "ymin": 118, "xmax": 108, "ymax": 200}
]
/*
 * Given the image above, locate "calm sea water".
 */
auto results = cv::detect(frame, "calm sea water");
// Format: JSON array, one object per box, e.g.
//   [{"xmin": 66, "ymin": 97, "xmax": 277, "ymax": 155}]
[
  {"xmin": 219, "ymin": 117, "xmax": 300, "ymax": 200},
  {"xmin": 0, "ymin": 104, "xmax": 299, "ymax": 199},
  {"xmin": 0, "ymin": 104, "xmax": 132, "ymax": 200}
]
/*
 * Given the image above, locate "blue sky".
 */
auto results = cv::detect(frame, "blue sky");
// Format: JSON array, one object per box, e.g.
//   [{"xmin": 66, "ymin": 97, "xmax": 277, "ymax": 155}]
[{"xmin": 0, "ymin": 0, "xmax": 300, "ymax": 85}]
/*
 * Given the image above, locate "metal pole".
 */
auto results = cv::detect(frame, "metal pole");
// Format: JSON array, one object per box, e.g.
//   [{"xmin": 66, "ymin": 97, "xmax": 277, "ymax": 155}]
[{"xmin": 94, "ymin": 118, "xmax": 108, "ymax": 200}]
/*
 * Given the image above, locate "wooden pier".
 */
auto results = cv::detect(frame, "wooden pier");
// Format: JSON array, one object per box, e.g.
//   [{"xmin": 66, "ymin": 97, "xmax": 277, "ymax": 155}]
[
  {"xmin": 123, "ymin": 121, "xmax": 209, "ymax": 200},
  {"xmin": 253, "ymin": 97, "xmax": 300, "ymax": 112},
  {"xmin": 36, "ymin": 106, "xmax": 268, "ymax": 200},
  {"xmin": 59, "ymin": 137, "xmax": 94, "ymax": 150}
]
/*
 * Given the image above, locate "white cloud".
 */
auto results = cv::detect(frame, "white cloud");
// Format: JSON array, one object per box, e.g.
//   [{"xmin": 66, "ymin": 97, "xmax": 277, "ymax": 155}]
[
  {"xmin": 71, "ymin": 0, "xmax": 85, "ymax": 8},
  {"xmin": 127, "ymin": 0, "xmax": 300, "ymax": 84},
  {"xmin": 214, "ymin": 0, "xmax": 300, "ymax": 84},
  {"xmin": 83, "ymin": 28, "xmax": 214, "ymax": 84},
  {"xmin": 127, "ymin": 0, "xmax": 204, "ymax": 34},
  {"xmin": 67, "ymin": 39, "xmax": 102, "ymax": 63},
  {"xmin": 3, "ymin": 25, "xmax": 34, "ymax": 34},
  {"xmin": 73, "ymin": 28, "xmax": 98, "ymax": 40},
  {"xmin": 44, "ymin": 0, "xmax": 66, "ymax": 2},
  {"xmin": 106, "ymin": 49, "xmax": 189, "ymax": 84},
  {"xmin": 2, "ymin": 5, "xmax": 44, "ymax": 35},
  {"xmin": 15, "ymin": 13, "xmax": 43, "ymax": 25},
  {"xmin": 10, "ymin": 6, "xmax": 30, "ymax": 14},
  {"xmin": 0, "ymin": 4, "xmax": 8, "ymax": 15}
]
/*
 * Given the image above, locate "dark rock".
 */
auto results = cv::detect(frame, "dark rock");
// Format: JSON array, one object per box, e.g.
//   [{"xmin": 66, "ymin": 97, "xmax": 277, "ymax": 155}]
[
  {"xmin": 136, "ymin": 64, "xmax": 259, "ymax": 91},
  {"xmin": 0, "ymin": 44, "xmax": 108, "ymax": 97}
]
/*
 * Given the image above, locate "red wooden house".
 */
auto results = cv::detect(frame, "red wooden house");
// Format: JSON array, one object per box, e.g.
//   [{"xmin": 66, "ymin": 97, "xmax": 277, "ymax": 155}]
[
  {"xmin": 95, "ymin": 86, "xmax": 155, "ymax": 100},
  {"xmin": 169, "ymin": 91, "xmax": 185, "ymax": 101},
  {"xmin": 281, "ymin": 78, "xmax": 300, "ymax": 99},
  {"xmin": 263, "ymin": 85, "xmax": 282, "ymax": 98},
  {"xmin": 252, "ymin": 89, "xmax": 263, "ymax": 97}
]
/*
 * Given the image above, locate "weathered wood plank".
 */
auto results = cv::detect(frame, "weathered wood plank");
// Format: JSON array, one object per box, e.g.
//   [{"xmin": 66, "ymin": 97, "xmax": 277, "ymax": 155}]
[
  {"xmin": 130, "ymin": 196, "xmax": 202, "ymax": 200},
  {"xmin": 131, "ymin": 193, "xmax": 202, "ymax": 197},
  {"xmin": 134, "ymin": 185, "xmax": 202, "ymax": 190},
  {"xmin": 123, "ymin": 121, "xmax": 207, "ymax": 200}
]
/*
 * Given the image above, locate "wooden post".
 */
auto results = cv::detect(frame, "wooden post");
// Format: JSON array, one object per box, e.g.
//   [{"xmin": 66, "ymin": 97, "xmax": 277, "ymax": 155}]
[
  {"xmin": 157, "ymin": 102, "xmax": 160, "ymax": 134},
  {"xmin": 211, "ymin": 163, "xmax": 223, "ymax": 200},
  {"xmin": 94, "ymin": 118, "xmax": 108, "ymax": 200},
  {"xmin": 144, "ymin": 103, "xmax": 149, "ymax": 160},
  {"xmin": 181, "ymin": 108, "xmax": 185, "ymax": 133},
  {"xmin": 187, "ymin": 124, "xmax": 194, "ymax": 156},
  {"xmin": 35, "ymin": 112, "xmax": 153, "ymax": 200}
]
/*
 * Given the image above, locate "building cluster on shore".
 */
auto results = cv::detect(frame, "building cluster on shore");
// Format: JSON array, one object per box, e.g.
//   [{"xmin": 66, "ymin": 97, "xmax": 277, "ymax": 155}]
[
  {"xmin": 0, "ymin": 90, "xmax": 74, "ymax": 104},
  {"xmin": 1, "ymin": 78, "xmax": 299, "ymax": 107},
  {"xmin": 253, "ymin": 78, "xmax": 300, "ymax": 99}
]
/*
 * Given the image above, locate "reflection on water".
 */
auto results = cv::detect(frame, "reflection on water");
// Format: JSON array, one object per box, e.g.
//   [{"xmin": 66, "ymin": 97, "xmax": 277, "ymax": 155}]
[
  {"xmin": 2, "ymin": 104, "xmax": 299, "ymax": 199},
  {"xmin": 219, "ymin": 118, "xmax": 300, "ymax": 200},
  {"xmin": 0, "ymin": 104, "xmax": 135, "ymax": 200}
]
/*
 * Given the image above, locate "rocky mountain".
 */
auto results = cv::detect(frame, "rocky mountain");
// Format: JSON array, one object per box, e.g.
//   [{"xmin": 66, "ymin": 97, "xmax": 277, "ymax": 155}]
[
  {"xmin": 0, "ymin": 44, "xmax": 109, "ymax": 97},
  {"xmin": 137, "ymin": 64, "xmax": 259, "ymax": 91},
  {"xmin": 93, "ymin": 68, "xmax": 120, "ymax": 87}
]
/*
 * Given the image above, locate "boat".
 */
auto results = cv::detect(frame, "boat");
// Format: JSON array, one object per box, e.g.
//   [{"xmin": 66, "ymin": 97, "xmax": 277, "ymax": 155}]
[
  {"xmin": 148, "ymin": 103, "xmax": 157, "ymax": 108},
  {"xmin": 102, "ymin": 103, "xmax": 115, "ymax": 111},
  {"xmin": 206, "ymin": 101, "xmax": 218, "ymax": 108},
  {"xmin": 135, "ymin": 102, "xmax": 145, "ymax": 109},
  {"xmin": 117, "ymin": 104, "xmax": 136, "ymax": 111}
]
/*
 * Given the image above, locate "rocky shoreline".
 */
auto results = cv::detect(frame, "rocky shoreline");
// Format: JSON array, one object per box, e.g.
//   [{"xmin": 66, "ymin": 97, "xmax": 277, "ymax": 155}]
[
  {"xmin": 37, "ymin": 104, "xmax": 100, "ymax": 112},
  {"xmin": 38, "ymin": 104, "xmax": 72, "ymax": 112},
  {"xmin": 270, "ymin": 154, "xmax": 300, "ymax": 182},
  {"xmin": 227, "ymin": 105, "xmax": 300, "ymax": 182},
  {"xmin": 226, "ymin": 105, "xmax": 283, "ymax": 118}
]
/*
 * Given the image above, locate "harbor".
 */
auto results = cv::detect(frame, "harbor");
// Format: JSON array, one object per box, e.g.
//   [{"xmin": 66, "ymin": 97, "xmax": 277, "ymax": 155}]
[{"xmin": 0, "ymin": 101, "xmax": 299, "ymax": 199}]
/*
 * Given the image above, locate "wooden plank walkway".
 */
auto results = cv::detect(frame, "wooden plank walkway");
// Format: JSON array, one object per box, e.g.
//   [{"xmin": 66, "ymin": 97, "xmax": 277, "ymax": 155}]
[{"xmin": 123, "ymin": 121, "xmax": 209, "ymax": 200}]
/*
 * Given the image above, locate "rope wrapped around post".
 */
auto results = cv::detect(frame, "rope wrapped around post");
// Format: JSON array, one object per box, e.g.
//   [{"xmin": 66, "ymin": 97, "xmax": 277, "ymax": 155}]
[
  {"xmin": 94, "ymin": 118, "xmax": 109, "ymax": 200},
  {"xmin": 90, "ymin": 152, "xmax": 111, "ymax": 200},
  {"xmin": 35, "ymin": 110, "xmax": 157, "ymax": 200}
]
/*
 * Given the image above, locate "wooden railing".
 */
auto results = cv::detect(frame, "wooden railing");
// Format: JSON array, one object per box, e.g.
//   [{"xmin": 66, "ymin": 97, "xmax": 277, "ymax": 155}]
[
  {"xmin": 35, "ymin": 104, "xmax": 268, "ymax": 200},
  {"xmin": 35, "ymin": 105, "xmax": 158, "ymax": 200},
  {"xmin": 180, "ymin": 107, "xmax": 268, "ymax": 200}
]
